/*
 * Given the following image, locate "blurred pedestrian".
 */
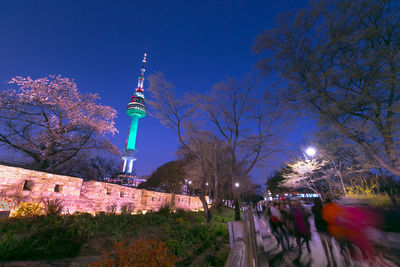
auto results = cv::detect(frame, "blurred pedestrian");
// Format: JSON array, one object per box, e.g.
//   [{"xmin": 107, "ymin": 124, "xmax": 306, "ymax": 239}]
[
  {"xmin": 312, "ymin": 198, "xmax": 336, "ymax": 267},
  {"xmin": 279, "ymin": 202, "xmax": 293, "ymax": 249},
  {"xmin": 322, "ymin": 199, "xmax": 352, "ymax": 264},
  {"xmin": 256, "ymin": 203, "xmax": 263, "ymax": 219},
  {"xmin": 271, "ymin": 202, "xmax": 290, "ymax": 250},
  {"xmin": 341, "ymin": 201, "xmax": 377, "ymax": 264},
  {"xmin": 291, "ymin": 200, "xmax": 311, "ymax": 255},
  {"xmin": 264, "ymin": 202, "xmax": 279, "ymax": 243}
]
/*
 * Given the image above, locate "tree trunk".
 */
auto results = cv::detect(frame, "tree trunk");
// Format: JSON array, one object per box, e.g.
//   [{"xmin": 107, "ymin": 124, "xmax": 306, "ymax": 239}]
[
  {"xmin": 199, "ymin": 147, "xmax": 213, "ymax": 223},
  {"xmin": 234, "ymin": 197, "xmax": 240, "ymax": 220},
  {"xmin": 211, "ymin": 143, "xmax": 219, "ymax": 215},
  {"xmin": 337, "ymin": 170, "xmax": 347, "ymax": 196},
  {"xmin": 217, "ymin": 197, "xmax": 223, "ymax": 213},
  {"xmin": 199, "ymin": 194, "xmax": 211, "ymax": 223},
  {"xmin": 379, "ymin": 173, "xmax": 398, "ymax": 205},
  {"xmin": 230, "ymin": 149, "xmax": 241, "ymax": 220}
]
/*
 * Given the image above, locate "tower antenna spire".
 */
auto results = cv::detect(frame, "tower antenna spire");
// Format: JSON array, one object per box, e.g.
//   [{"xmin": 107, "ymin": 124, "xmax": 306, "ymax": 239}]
[{"xmin": 136, "ymin": 48, "xmax": 147, "ymax": 93}]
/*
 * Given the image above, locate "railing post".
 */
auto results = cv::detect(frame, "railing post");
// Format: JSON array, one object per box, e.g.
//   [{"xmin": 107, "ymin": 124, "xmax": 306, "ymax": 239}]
[
  {"xmin": 247, "ymin": 208, "xmax": 259, "ymax": 267},
  {"xmin": 226, "ymin": 207, "xmax": 260, "ymax": 267}
]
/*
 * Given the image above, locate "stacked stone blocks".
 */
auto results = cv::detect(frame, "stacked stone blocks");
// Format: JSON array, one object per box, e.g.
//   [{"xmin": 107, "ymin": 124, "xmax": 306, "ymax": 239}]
[{"xmin": 0, "ymin": 164, "xmax": 203, "ymax": 214}]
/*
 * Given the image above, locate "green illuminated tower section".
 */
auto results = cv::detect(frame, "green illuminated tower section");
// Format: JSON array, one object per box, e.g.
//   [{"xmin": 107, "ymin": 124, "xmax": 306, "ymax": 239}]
[{"xmin": 121, "ymin": 50, "xmax": 147, "ymax": 174}]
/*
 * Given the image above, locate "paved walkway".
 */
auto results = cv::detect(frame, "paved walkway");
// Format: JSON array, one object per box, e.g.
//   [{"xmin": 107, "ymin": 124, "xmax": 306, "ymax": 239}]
[{"xmin": 253, "ymin": 213, "xmax": 398, "ymax": 267}]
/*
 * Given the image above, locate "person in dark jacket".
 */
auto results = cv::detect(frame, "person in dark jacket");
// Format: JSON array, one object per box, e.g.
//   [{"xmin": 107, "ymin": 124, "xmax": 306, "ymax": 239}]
[
  {"xmin": 291, "ymin": 200, "xmax": 311, "ymax": 255},
  {"xmin": 312, "ymin": 198, "xmax": 336, "ymax": 267}
]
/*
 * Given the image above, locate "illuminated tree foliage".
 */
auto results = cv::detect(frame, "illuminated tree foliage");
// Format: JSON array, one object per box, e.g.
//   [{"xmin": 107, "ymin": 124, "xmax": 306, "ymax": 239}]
[
  {"xmin": 281, "ymin": 159, "xmax": 330, "ymax": 196},
  {"xmin": 0, "ymin": 75, "xmax": 118, "ymax": 173}
]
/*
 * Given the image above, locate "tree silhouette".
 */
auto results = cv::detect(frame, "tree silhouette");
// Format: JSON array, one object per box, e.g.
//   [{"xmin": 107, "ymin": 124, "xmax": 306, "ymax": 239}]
[
  {"xmin": 138, "ymin": 160, "xmax": 186, "ymax": 194},
  {"xmin": 255, "ymin": 0, "xmax": 400, "ymax": 176}
]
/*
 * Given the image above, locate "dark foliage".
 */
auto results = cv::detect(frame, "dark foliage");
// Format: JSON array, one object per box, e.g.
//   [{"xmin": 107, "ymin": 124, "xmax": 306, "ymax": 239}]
[
  {"xmin": 138, "ymin": 160, "xmax": 186, "ymax": 193},
  {"xmin": 0, "ymin": 208, "xmax": 234, "ymax": 266},
  {"xmin": 42, "ymin": 198, "xmax": 64, "ymax": 216},
  {"xmin": 265, "ymin": 166, "xmax": 292, "ymax": 195}
]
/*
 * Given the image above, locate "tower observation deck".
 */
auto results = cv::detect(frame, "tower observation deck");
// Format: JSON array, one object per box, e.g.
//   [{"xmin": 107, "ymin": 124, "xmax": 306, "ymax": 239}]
[{"xmin": 121, "ymin": 50, "xmax": 148, "ymax": 181}]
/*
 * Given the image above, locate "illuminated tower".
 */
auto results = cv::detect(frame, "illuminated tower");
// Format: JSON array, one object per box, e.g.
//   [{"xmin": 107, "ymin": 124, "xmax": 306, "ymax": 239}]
[{"xmin": 121, "ymin": 50, "xmax": 147, "ymax": 179}]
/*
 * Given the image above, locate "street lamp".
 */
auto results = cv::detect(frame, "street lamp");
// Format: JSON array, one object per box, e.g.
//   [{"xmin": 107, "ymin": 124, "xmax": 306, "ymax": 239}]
[
  {"xmin": 235, "ymin": 182, "xmax": 239, "ymax": 188},
  {"xmin": 305, "ymin": 147, "xmax": 316, "ymax": 157}
]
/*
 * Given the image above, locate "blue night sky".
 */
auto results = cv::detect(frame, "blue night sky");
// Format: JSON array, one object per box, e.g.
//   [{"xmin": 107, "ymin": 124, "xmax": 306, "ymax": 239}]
[{"xmin": 0, "ymin": 0, "xmax": 315, "ymax": 184}]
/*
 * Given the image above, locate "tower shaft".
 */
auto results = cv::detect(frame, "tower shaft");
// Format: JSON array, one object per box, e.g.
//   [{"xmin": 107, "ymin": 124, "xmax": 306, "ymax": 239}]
[{"xmin": 127, "ymin": 115, "xmax": 139, "ymax": 150}]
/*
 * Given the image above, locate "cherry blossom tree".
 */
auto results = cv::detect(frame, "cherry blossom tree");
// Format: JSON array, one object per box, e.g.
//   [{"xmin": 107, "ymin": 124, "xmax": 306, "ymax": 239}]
[
  {"xmin": 281, "ymin": 159, "xmax": 330, "ymax": 197},
  {"xmin": 0, "ymin": 75, "xmax": 119, "ymax": 173}
]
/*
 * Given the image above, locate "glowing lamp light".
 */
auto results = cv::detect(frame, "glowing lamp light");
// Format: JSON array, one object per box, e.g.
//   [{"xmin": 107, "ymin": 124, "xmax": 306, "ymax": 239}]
[
  {"xmin": 306, "ymin": 147, "xmax": 316, "ymax": 157},
  {"xmin": 142, "ymin": 210, "xmax": 147, "ymax": 215},
  {"xmin": 235, "ymin": 182, "xmax": 239, "ymax": 188},
  {"xmin": 188, "ymin": 181, "xmax": 192, "ymax": 185}
]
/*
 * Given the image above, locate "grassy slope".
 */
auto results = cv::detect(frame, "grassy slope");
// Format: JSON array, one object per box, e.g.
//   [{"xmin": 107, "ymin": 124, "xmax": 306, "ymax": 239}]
[{"xmin": 0, "ymin": 208, "xmax": 234, "ymax": 266}]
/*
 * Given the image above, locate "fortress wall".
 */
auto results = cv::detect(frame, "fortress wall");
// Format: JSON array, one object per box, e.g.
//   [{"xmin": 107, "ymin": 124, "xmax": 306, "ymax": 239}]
[
  {"xmin": 0, "ymin": 164, "xmax": 82, "ymax": 201},
  {"xmin": 0, "ymin": 164, "xmax": 203, "ymax": 214}
]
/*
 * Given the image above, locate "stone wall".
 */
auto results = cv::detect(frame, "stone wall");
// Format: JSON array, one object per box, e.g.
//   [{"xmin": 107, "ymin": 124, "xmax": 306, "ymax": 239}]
[{"xmin": 0, "ymin": 164, "xmax": 204, "ymax": 214}]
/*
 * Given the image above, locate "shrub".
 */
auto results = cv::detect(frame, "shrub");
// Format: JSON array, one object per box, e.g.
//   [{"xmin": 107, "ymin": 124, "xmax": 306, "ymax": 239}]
[
  {"xmin": 120, "ymin": 203, "xmax": 134, "ymax": 214},
  {"xmin": 157, "ymin": 205, "xmax": 172, "ymax": 216},
  {"xmin": 90, "ymin": 239, "xmax": 178, "ymax": 267},
  {"xmin": 346, "ymin": 183, "xmax": 394, "ymax": 206},
  {"xmin": 346, "ymin": 192, "xmax": 393, "ymax": 206},
  {"xmin": 174, "ymin": 208, "xmax": 186, "ymax": 218},
  {"xmin": 10, "ymin": 202, "xmax": 42, "ymax": 217},
  {"xmin": 42, "ymin": 198, "xmax": 64, "ymax": 216},
  {"xmin": 0, "ymin": 207, "xmax": 232, "ymax": 264},
  {"xmin": 106, "ymin": 204, "xmax": 117, "ymax": 213},
  {"xmin": 0, "ymin": 215, "xmax": 87, "ymax": 260}
]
